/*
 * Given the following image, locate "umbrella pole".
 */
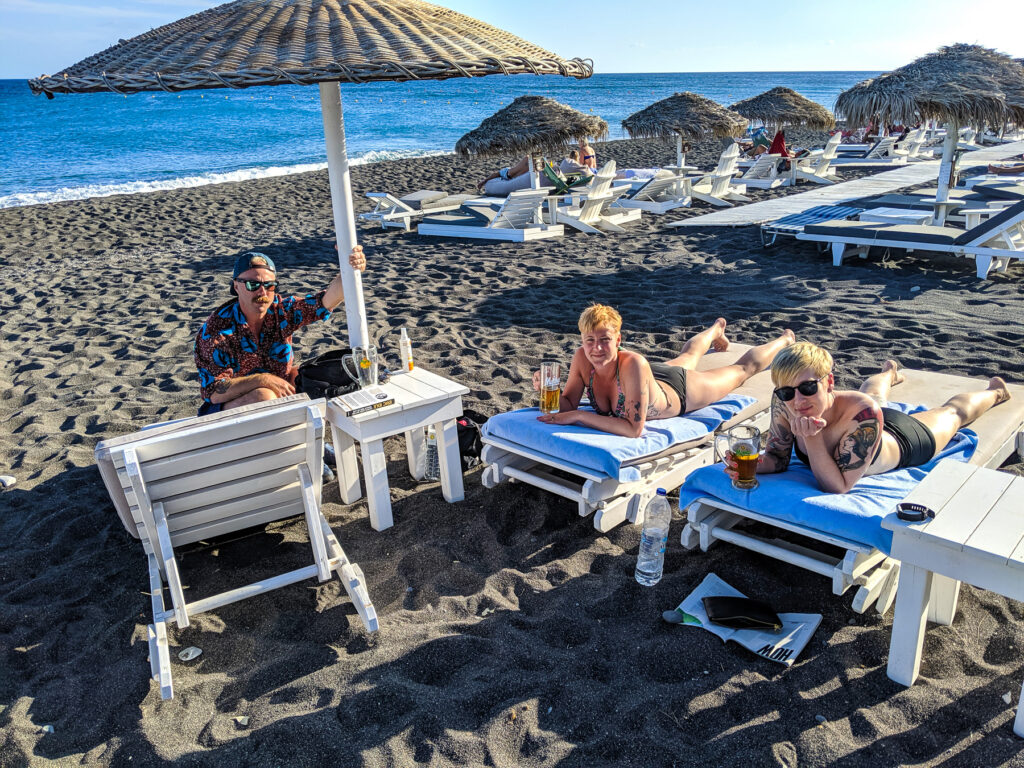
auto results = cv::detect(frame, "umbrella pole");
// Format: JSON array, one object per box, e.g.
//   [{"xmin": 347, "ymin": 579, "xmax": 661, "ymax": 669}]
[
  {"xmin": 319, "ymin": 82, "xmax": 369, "ymax": 350},
  {"xmin": 676, "ymin": 135, "xmax": 683, "ymax": 168},
  {"xmin": 932, "ymin": 121, "xmax": 958, "ymax": 225}
]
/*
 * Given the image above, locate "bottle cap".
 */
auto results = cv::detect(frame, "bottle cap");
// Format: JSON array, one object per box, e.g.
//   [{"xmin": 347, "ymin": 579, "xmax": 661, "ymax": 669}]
[{"xmin": 656, "ymin": 488, "xmax": 667, "ymax": 496}]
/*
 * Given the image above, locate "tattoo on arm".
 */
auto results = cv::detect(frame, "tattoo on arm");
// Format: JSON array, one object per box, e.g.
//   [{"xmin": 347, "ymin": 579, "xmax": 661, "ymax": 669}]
[
  {"xmin": 214, "ymin": 379, "xmax": 231, "ymax": 394},
  {"xmin": 835, "ymin": 408, "xmax": 880, "ymax": 473},
  {"xmin": 763, "ymin": 396, "xmax": 794, "ymax": 470}
]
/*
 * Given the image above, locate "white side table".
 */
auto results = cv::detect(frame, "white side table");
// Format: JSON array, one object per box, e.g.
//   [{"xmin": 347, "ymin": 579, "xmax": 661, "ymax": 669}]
[
  {"xmin": 882, "ymin": 459, "xmax": 1024, "ymax": 736},
  {"xmin": 326, "ymin": 367, "xmax": 470, "ymax": 531}
]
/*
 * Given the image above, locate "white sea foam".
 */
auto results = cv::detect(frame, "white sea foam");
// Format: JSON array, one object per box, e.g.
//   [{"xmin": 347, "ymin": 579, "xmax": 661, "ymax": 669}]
[{"xmin": 0, "ymin": 148, "xmax": 451, "ymax": 209}]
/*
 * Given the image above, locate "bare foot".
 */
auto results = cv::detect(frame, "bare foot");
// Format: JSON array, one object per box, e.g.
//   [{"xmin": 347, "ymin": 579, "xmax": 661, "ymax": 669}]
[
  {"xmin": 988, "ymin": 376, "xmax": 1011, "ymax": 405},
  {"xmin": 881, "ymin": 359, "xmax": 905, "ymax": 387},
  {"xmin": 710, "ymin": 318, "xmax": 729, "ymax": 352},
  {"xmin": 781, "ymin": 329, "xmax": 796, "ymax": 345}
]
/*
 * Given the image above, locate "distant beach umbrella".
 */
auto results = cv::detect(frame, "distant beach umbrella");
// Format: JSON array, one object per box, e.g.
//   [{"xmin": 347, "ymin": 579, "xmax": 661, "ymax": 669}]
[
  {"xmin": 835, "ymin": 43, "xmax": 1024, "ymax": 218},
  {"xmin": 621, "ymin": 91, "xmax": 747, "ymax": 168},
  {"xmin": 455, "ymin": 95, "xmax": 608, "ymax": 187},
  {"xmin": 728, "ymin": 87, "xmax": 836, "ymax": 132},
  {"xmin": 28, "ymin": 0, "xmax": 593, "ymax": 348}
]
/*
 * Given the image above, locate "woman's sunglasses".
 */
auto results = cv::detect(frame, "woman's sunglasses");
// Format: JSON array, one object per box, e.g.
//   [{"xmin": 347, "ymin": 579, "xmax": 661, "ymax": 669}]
[
  {"xmin": 236, "ymin": 279, "xmax": 278, "ymax": 292},
  {"xmin": 774, "ymin": 374, "xmax": 827, "ymax": 402}
]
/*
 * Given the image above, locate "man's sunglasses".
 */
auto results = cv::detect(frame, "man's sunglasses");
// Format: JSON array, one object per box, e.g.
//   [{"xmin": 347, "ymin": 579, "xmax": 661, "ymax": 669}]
[
  {"xmin": 774, "ymin": 374, "xmax": 827, "ymax": 402},
  {"xmin": 235, "ymin": 279, "xmax": 278, "ymax": 292}
]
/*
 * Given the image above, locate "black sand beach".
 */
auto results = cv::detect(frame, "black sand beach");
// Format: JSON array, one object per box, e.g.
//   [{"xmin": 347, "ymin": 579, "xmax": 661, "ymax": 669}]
[{"xmin": 1, "ymin": 132, "xmax": 1023, "ymax": 766}]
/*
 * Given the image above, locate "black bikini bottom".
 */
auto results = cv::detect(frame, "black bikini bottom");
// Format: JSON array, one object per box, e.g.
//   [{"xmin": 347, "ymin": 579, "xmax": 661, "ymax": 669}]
[
  {"xmin": 881, "ymin": 407, "xmax": 937, "ymax": 469},
  {"xmin": 649, "ymin": 362, "xmax": 687, "ymax": 413}
]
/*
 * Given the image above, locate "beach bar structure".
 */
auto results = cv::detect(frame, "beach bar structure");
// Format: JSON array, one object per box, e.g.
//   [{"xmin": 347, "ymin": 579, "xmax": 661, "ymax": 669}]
[{"xmin": 28, "ymin": 0, "xmax": 593, "ymax": 349}]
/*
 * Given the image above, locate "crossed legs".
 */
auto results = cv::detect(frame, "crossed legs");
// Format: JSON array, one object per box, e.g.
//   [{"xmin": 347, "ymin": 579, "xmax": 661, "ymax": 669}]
[
  {"xmin": 667, "ymin": 319, "xmax": 796, "ymax": 413},
  {"xmin": 861, "ymin": 360, "xmax": 1011, "ymax": 458}
]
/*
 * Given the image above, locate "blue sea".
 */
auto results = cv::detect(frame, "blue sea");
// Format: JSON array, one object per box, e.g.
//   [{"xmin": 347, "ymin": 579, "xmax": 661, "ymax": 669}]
[{"xmin": 0, "ymin": 71, "xmax": 879, "ymax": 208}]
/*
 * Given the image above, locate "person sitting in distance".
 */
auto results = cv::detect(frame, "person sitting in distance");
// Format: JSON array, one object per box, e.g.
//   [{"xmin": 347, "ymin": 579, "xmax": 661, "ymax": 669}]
[
  {"xmin": 476, "ymin": 155, "xmax": 540, "ymax": 192},
  {"xmin": 578, "ymin": 138, "xmax": 597, "ymax": 170},
  {"xmin": 194, "ymin": 247, "xmax": 367, "ymax": 415},
  {"xmin": 559, "ymin": 148, "xmax": 594, "ymax": 177},
  {"xmin": 532, "ymin": 304, "xmax": 795, "ymax": 438},
  {"xmin": 724, "ymin": 341, "xmax": 1011, "ymax": 493}
]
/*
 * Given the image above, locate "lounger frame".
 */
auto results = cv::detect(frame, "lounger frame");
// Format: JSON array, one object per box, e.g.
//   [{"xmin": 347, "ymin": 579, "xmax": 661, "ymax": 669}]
[
  {"xmin": 680, "ymin": 371, "xmax": 1024, "ymax": 615},
  {"xmin": 480, "ymin": 344, "xmax": 774, "ymax": 532}
]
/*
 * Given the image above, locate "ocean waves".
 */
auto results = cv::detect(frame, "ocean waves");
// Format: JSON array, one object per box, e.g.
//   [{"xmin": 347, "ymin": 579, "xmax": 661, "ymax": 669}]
[{"xmin": 0, "ymin": 148, "xmax": 450, "ymax": 209}]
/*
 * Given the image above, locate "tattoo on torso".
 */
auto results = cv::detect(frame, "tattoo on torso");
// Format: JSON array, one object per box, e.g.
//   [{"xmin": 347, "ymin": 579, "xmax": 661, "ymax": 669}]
[
  {"xmin": 835, "ymin": 407, "xmax": 880, "ymax": 473},
  {"xmin": 764, "ymin": 396, "xmax": 794, "ymax": 470}
]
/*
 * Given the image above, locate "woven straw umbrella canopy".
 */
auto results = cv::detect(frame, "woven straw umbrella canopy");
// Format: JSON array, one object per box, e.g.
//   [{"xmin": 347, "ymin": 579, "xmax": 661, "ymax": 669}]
[
  {"xmin": 835, "ymin": 43, "xmax": 1024, "ymax": 219},
  {"xmin": 729, "ymin": 87, "xmax": 836, "ymax": 132},
  {"xmin": 28, "ymin": 0, "xmax": 593, "ymax": 348},
  {"xmin": 454, "ymin": 95, "xmax": 606, "ymax": 188},
  {"xmin": 621, "ymin": 92, "xmax": 747, "ymax": 168}
]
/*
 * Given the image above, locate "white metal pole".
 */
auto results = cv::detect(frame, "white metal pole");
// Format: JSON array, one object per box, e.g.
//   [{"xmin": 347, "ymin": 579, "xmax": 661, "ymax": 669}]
[
  {"xmin": 932, "ymin": 121, "xmax": 958, "ymax": 225},
  {"xmin": 319, "ymin": 81, "xmax": 369, "ymax": 350},
  {"xmin": 676, "ymin": 134, "xmax": 683, "ymax": 168}
]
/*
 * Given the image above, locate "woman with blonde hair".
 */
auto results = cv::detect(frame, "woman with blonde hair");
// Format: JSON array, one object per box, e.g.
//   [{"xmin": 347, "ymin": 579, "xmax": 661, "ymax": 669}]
[
  {"xmin": 725, "ymin": 341, "xmax": 1011, "ymax": 494},
  {"xmin": 534, "ymin": 304, "xmax": 795, "ymax": 438}
]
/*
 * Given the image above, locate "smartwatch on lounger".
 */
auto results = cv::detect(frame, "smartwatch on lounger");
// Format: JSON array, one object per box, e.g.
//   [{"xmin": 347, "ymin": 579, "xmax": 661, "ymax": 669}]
[{"xmin": 896, "ymin": 502, "xmax": 936, "ymax": 522}]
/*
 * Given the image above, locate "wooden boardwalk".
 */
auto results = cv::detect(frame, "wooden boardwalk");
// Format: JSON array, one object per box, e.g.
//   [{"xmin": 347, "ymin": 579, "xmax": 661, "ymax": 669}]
[{"xmin": 667, "ymin": 140, "xmax": 1024, "ymax": 228}]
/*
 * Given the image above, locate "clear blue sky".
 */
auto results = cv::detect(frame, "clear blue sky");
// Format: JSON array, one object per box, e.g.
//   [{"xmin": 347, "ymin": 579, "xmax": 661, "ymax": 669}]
[{"xmin": 2, "ymin": 0, "xmax": 1022, "ymax": 79}]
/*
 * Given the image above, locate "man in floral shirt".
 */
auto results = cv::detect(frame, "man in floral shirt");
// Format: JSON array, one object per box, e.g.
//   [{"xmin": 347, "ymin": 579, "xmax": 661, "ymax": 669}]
[{"xmin": 194, "ymin": 247, "xmax": 367, "ymax": 415}]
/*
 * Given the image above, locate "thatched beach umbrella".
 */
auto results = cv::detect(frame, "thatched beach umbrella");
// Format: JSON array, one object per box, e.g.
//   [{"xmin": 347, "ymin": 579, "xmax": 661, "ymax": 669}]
[
  {"xmin": 455, "ymin": 95, "xmax": 608, "ymax": 188},
  {"xmin": 621, "ymin": 91, "xmax": 747, "ymax": 169},
  {"xmin": 835, "ymin": 43, "xmax": 1024, "ymax": 217},
  {"xmin": 28, "ymin": 0, "xmax": 592, "ymax": 348},
  {"xmin": 729, "ymin": 86, "xmax": 836, "ymax": 132}
]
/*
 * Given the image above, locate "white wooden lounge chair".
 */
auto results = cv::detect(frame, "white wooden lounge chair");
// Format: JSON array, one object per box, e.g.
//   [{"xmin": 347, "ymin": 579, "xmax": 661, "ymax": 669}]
[
  {"xmin": 689, "ymin": 144, "xmax": 750, "ymax": 207},
  {"xmin": 795, "ymin": 199, "xmax": 1024, "ymax": 279},
  {"xmin": 360, "ymin": 189, "xmax": 478, "ymax": 231},
  {"xmin": 611, "ymin": 173, "xmax": 691, "ymax": 214},
  {"xmin": 734, "ymin": 153, "xmax": 784, "ymax": 189},
  {"xmin": 759, "ymin": 204, "xmax": 864, "ymax": 248},
  {"xmin": 417, "ymin": 187, "xmax": 563, "ymax": 241},
  {"xmin": 792, "ymin": 133, "xmax": 843, "ymax": 185},
  {"xmin": 480, "ymin": 345, "xmax": 775, "ymax": 533},
  {"xmin": 679, "ymin": 370, "xmax": 1024, "ymax": 615},
  {"xmin": 893, "ymin": 128, "xmax": 934, "ymax": 161},
  {"xmin": 94, "ymin": 395, "xmax": 378, "ymax": 699},
  {"xmin": 554, "ymin": 161, "xmax": 640, "ymax": 234},
  {"xmin": 832, "ymin": 136, "xmax": 907, "ymax": 166}
]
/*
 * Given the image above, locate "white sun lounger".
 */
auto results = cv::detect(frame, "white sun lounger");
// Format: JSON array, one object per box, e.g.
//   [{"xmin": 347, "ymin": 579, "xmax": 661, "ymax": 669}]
[
  {"xmin": 735, "ymin": 153, "xmax": 784, "ymax": 189},
  {"xmin": 555, "ymin": 161, "xmax": 642, "ymax": 234},
  {"xmin": 791, "ymin": 133, "xmax": 843, "ymax": 185},
  {"xmin": 832, "ymin": 136, "xmax": 907, "ymax": 167},
  {"xmin": 679, "ymin": 370, "xmax": 1024, "ymax": 615},
  {"xmin": 688, "ymin": 144, "xmax": 750, "ymax": 207},
  {"xmin": 417, "ymin": 187, "xmax": 563, "ymax": 241},
  {"xmin": 360, "ymin": 189, "xmax": 478, "ymax": 231},
  {"xmin": 796, "ymin": 199, "xmax": 1024, "ymax": 278},
  {"xmin": 611, "ymin": 173, "xmax": 692, "ymax": 214},
  {"xmin": 94, "ymin": 394, "xmax": 378, "ymax": 699},
  {"xmin": 479, "ymin": 345, "xmax": 775, "ymax": 532}
]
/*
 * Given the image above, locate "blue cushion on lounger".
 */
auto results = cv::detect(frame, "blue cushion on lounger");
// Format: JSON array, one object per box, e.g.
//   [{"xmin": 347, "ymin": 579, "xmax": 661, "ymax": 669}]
[
  {"xmin": 481, "ymin": 394, "xmax": 756, "ymax": 483},
  {"xmin": 676, "ymin": 403, "xmax": 978, "ymax": 554}
]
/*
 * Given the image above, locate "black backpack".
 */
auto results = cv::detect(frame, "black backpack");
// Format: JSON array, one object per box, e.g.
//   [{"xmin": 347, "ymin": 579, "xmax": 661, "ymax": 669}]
[
  {"xmin": 295, "ymin": 348, "xmax": 360, "ymax": 400},
  {"xmin": 456, "ymin": 409, "xmax": 485, "ymax": 471}
]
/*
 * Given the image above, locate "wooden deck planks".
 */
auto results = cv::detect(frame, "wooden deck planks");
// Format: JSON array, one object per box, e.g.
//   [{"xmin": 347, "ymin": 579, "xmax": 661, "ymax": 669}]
[{"xmin": 667, "ymin": 140, "xmax": 1024, "ymax": 228}]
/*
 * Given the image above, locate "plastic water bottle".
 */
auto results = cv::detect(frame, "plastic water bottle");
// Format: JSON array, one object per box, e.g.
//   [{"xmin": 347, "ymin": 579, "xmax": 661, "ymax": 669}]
[
  {"xmin": 424, "ymin": 426, "xmax": 440, "ymax": 481},
  {"xmin": 399, "ymin": 327, "xmax": 414, "ymax": 372},
  {"xmin": 635, "ymin": 489, "xmax": 672, "ymax": 586}
]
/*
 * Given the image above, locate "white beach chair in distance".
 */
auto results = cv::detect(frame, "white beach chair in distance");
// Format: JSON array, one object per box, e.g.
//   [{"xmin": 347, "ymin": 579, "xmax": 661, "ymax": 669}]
[
  {"xmin": 796, "ymin": 199, "xmax": 1024, "ymax": 279},
  {"xmin": 679, "ymin": 370, "xmax": 1024, "ymax": 615},
  {"xmin": 792, "ymin": 133, "xmax": 843, "ymax": 185},
  {"xmin": 611, "ymin": 173, "xmax": 692, "ymax": 214},
  {"xmin": 416, "ymin": 187, "xmax": 563, "ymax": 241},
  {"xmin": 480, "ymin": 344, "xmax": 775, "ymax": 532},
  {"xmin": 734, "ymin": 153, "xmax": 784, "ymax": 189},
  {"xmin": 832, "ymin": 136, "xmax": 907, "ymax": 166},
  {"xmin": 94, "ymin": 395, "xmax": 378, "ymax": 699},
  {"xmin": 360, "ymin": 189, "xmax": 477, "ymax": 231},
  {"xmin": 556, "ymin": 161, "xmax": 641, "ymax": 234},
  {"xmin": 688, "ymin": 144, "xmax": 750, "ymax": 207}
]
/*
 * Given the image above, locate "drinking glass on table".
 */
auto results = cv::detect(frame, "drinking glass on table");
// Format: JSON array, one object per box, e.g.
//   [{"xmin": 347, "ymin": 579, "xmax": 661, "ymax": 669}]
[
  {"xmin": 716, "ymin": 425, "xmax": 762, "ymax": 490},
  {"xmin": 353, "ymin": 345, "xmax": 379, "ymax": 388},
  {"xmin": 539, "ymin": 361, "xmax": 561, "ymax": 414}
]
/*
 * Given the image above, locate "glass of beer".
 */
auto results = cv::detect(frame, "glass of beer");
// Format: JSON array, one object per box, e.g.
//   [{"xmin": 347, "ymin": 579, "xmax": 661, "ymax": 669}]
[
  {"xmin": 539, "ymin": 361, "xmax": 561, "ymax": 414},
  {"xmin": 715, "ymin": 425, "xmax": 761, "ymax": 490}
]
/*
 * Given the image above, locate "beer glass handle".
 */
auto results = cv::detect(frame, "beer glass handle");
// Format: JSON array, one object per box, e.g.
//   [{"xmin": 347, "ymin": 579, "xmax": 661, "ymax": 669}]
[{"xmin": 714, "ymin": 434, "xmax": 729, "ymax": 462}]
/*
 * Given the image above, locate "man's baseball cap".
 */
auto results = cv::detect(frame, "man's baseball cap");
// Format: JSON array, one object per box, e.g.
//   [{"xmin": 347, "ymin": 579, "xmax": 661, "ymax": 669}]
[{"xmin": 232, "ymin": 251, "xmax": 276, "ymax": 278}]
